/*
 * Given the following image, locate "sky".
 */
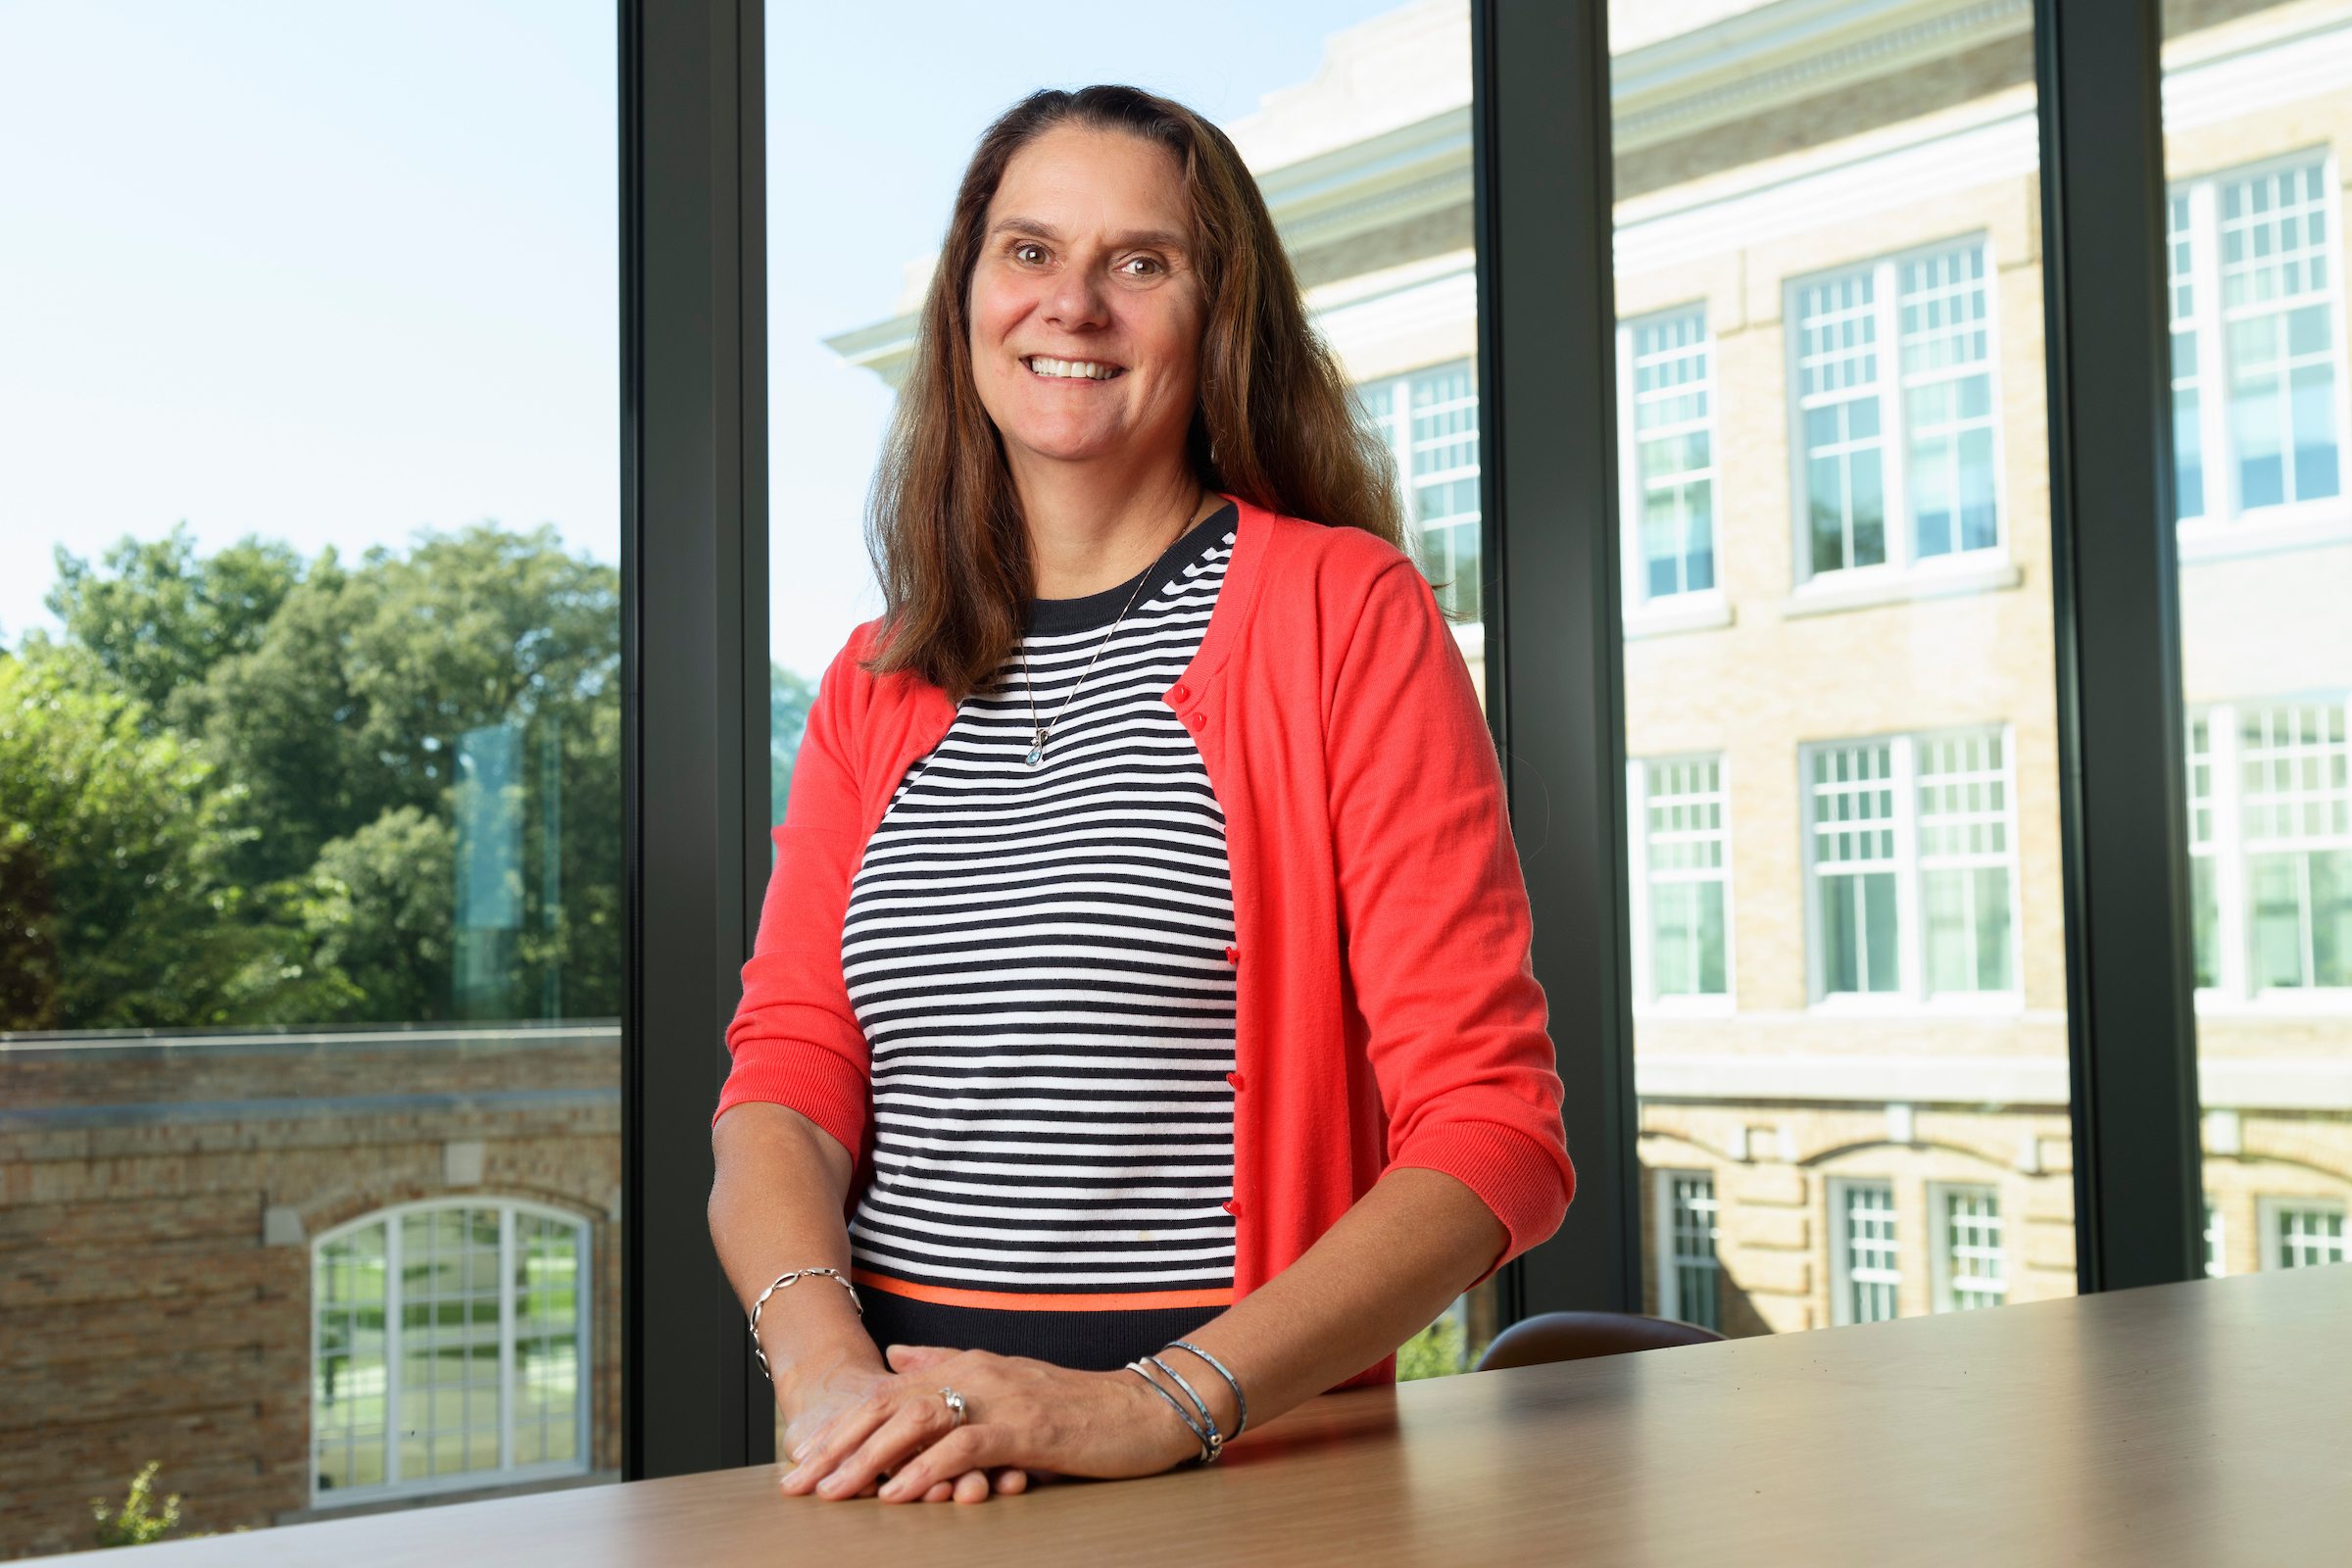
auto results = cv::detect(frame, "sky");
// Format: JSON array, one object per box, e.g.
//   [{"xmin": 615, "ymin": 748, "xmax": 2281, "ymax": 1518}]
[{"xmin": 0, "ymin": 0, "xmax": 1410, "ymax": 684}]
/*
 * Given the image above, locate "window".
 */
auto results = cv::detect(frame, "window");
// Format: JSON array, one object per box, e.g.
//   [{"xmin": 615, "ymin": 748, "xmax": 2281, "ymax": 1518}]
[
  {"xmin": 1932, "ymin": 1185, "xmax": 2007, "ymax": 1311},
  {"xmin": 1656, "ymin": 1170, "xmax": 1723, "ymax": 1331},
  {"xmin": 2169, "ymin": 152, "xmax": 2347, "ymax": 537},
  {"xmin": 2163, "ymin": 10, "xmax": 2352, "ymax": 1338},
  {"xmin": 1630, "ymin": 756, "xmax": 1732, "ymax": 1004},
  {"xmin": 1803, "ymin": 728, "xmax": 2020, "ymax": 1004},
  {"xmin": 1360, "ymin": 360, "xmax": 1482, "ymax": 620},
  {"xmin": 2258, "ymin": 1198, "xmax": 2347, "ymax": 1269},
  {"xmin": 2185, "ymin": 697, "xmax": 2352, "ymax": 999},
  {"xmin": 1619, "ymin": 306, "xmax": 1718, "ymax": 604},
  {"xmin": 1789, "ymin": 237, "xmax": 2000, "ymax": 582},
  {"xmin": 1833, "ymin": 1179, "xmax": 1901, "ymax": 1325},
  {"xmin": 313, "ymin": 1200, "xmax": 590, "ymax": 1504}
]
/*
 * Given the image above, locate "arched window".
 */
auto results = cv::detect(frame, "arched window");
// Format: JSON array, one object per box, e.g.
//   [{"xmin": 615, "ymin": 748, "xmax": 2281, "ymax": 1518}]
[{"xmin": 311, "ymin": 1199, "xmax": 591, "ymax": 1504}]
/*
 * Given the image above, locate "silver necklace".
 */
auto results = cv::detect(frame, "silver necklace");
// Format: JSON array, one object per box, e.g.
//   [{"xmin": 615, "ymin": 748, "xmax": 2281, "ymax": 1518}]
[{"xmin": 1021, "ymin": 493, "xmax": 1215, "ymax": 767}]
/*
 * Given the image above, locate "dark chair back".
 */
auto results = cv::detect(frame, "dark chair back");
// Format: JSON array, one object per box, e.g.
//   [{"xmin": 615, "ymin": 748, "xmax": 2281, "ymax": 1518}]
[{"xmin": 1474, "ymin": 1311, "xmax": 1726, "ymax": 1371}]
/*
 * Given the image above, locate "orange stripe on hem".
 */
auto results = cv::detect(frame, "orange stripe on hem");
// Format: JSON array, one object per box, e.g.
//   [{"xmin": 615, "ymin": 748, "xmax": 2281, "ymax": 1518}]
[{"xmin": 853, "ymin": 1270, "xmax": 1234, "ymax": 1313}]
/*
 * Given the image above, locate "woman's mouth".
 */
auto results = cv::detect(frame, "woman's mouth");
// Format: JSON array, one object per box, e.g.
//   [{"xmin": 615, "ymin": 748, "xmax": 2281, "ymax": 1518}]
[{"xmin": 1023, "ymin": 355, "xmax": 1125, "ymax": 381}]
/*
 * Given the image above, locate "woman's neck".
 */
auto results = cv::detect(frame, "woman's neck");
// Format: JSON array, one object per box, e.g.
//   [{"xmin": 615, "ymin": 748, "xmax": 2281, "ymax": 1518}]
[{"xmin": 1013, "ymin": 456, "xmax": 1212, "ymax": 600}]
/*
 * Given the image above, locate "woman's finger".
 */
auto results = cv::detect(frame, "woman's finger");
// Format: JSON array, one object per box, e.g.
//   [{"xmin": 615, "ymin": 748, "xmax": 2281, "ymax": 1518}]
[
  {"xmin": 884, "ymin": 1343, "xmax": 956, "ymax": 1374},
  {"xmin": 874, "ymin": 1426, "xmax": 996, "ymax": 1503},
  {"xmin": 780, "ymin": 1391, "xmax": 904, "ymax": 1495},
  {"xmin": 814, "ymin": 1395, "xmax": 954, "ymax": 1499},
  {"xmin": 952, "ymin": 1468, "xmax": 991, "ymax": 1504},
  {"xmin": 993, "ymin": 1466, "xmax": 1029, "ymax": 1494},
  {"xmin": 923, "ymin": 1478, "xmax": 956, "ymax": 1503}
]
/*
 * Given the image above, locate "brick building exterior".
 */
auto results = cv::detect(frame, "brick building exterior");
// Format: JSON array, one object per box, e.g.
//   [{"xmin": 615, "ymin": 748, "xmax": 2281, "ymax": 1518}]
[{"xmin": 0, "ymin": 1027, "xmax": 621, "ymax": 1558}]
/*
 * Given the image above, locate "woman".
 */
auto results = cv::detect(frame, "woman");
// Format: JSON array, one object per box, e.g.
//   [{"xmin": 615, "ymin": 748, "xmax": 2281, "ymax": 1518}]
[{"xmin": 709, "ymin": 83, "xmax": 1574, "ymax": 1506}]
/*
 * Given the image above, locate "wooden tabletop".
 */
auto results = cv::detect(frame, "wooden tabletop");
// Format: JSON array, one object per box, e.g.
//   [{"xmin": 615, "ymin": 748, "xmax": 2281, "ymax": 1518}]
[{"xmin": 77, "ymin": 1265, "xmax": 2349, "ymax": 1566}]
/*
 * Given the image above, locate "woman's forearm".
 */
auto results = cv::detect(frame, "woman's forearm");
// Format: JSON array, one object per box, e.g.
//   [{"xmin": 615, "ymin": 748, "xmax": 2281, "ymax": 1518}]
[
  {"xmin": 1165, "ymin": 1166, "xmax": 1509, "ymax": 1439},
  {"xmin": 708, "ymin": 1102, "xmax": 885, "ymax": 1404}
]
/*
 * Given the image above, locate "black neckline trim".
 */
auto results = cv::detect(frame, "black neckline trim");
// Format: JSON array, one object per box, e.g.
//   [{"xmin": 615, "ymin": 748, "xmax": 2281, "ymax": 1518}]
[{"xmin": 1024, "ymin": 501, "xmax": 1238, "ymax": 637}]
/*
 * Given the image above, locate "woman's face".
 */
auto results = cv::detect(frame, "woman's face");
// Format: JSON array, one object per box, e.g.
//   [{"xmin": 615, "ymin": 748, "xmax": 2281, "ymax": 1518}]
[{"xmin": 967, "ymin": 122, "xmax": 1207, "ymax": 478}]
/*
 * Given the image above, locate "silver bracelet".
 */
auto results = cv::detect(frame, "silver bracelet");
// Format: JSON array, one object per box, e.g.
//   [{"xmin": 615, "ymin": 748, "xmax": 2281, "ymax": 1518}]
[
  {"xmin": 1163, "ymin": 1339, "xmax": 1248, "ymax": 1440},
  {"xmin": 747, "ymin": 1267, "xmax": 860, "ymax": 1383},
  {"xmin": 1144, "ymin": 1353, "xmax": 1225, "ymax": 1460},
  {"xmin": 1124, "ymin": 1360, "xmax": 1216, "ymax": 1465}
]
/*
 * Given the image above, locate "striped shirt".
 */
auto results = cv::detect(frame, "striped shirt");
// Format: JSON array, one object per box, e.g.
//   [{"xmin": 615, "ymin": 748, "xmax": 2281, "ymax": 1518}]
[{"xmin": 839, "ymin": 502, "xmax": 1240, "ymax": 1370}]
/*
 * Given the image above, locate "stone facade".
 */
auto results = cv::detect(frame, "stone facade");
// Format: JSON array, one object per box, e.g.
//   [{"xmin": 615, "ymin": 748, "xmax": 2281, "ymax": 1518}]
[{"xmin": 0, "ymin": 1027, "xmax": 622, "ymax": 1559}]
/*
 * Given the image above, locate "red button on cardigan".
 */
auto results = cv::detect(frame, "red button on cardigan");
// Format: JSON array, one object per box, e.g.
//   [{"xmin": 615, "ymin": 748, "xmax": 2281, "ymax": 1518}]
[{"xmin": 717, "ymin": 492, "xmax": 1576, "ymax": 1391}]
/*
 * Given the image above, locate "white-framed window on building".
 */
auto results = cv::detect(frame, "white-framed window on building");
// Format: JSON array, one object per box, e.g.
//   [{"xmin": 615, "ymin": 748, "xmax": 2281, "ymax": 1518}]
[
  {"xmin": 1831, "ymin": 1178, "xmax": 1901, "ymax": 1325},
  {"xmin": 1358, "ymin": 360, "xmax": 1481, "ymax": 621},
  {"xmin": 1930, "ymin": 1184, "xmax": 2007, "ymax": 1312},
  {"xmin": 1788, "ymin": 235, "xmax": 2001, "ymax": 585},
  {"xmin": 2168, "ymin": 150, "xmax": 2348, "ymax": 546},
  {"xmin": 1802, "ymin": 728, "xmax": 2022, "ymax": 1005},
  {"xmin": 1654, "ymin": 1169, "xmax": 1723, "ymax": 1332},
  {"xmin": 1617, "ymin": 305, "xmax": 1718, "ymax": 606},
  {"xmin": 2204, "ymin": 1200, "xmax": 2226, "ymax": 1279},
  {"xmin": 1629, "ymin": 755, "xmax": 1733, "ymax": 1006},
  {"xmin": 2185, "ymin": 696, "xmax": 2352, "ymax": 1000},
  {"xmin": 2257, "ymin": 1197, "xmax": 2348, "ymax": 1269},
  {"xmin": 312, "ymin": 1198, "xmax": 591, "ymax": 1505}
]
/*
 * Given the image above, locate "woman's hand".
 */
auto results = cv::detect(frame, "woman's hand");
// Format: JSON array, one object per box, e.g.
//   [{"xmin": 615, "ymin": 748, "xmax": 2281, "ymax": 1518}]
[
  {"xmin": 777, "ymin": 1350, "xmax": 1029, "ymax": 1504},
  {"xmin": 780, "ymin": 1344, "xmax": 1204, "ymax": 1504}
]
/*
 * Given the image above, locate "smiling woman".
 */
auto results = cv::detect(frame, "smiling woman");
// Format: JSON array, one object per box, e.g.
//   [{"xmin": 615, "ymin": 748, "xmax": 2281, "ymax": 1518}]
[{"xmin": 710, "ymin": 80, "xmax": 1571, "ymax": 1508}]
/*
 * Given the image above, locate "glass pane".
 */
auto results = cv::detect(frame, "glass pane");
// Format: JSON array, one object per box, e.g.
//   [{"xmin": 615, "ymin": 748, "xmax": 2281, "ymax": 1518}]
[
  {"xmin": 0, "ymin": 7, "xmax": 618, "ymax": 1548},
  {"xmin": 760, "ymin": 0, "xmax": 1493, "ymax": 1437},
  {"xmin": 2165, "ymin": 1, "xmax": 2352, "ymax": 1282},
  {"xmin": 1619, "ymin": 2, "xmax": 2076, "ymax": 1336}
]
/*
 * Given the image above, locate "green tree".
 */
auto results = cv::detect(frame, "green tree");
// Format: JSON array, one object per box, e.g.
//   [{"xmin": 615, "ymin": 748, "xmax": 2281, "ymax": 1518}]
[
  {"xmin": 297, "ymin": 807, "xmax": 455, "ymax": 1024},
  {"xmin": 770, "ymin": 661, "xmax": 815, "ymax": 820},
  {"xmin": 16, "ymin": 519, "xmax": 623, "ymax": 1029},
  {"xmin": 45, "ymin": 524, "xmax": 302, "ymax": 729},
  {"xmin": 0, "ymin": 642, "xmax": 323, "ymax": 1030}
]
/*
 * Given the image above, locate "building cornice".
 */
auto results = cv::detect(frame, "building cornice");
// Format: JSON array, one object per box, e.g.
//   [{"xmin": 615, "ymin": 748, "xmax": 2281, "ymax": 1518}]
[{"xmin": 1612, "ymin": 0, "xmax": 2031, "ymax": 153}]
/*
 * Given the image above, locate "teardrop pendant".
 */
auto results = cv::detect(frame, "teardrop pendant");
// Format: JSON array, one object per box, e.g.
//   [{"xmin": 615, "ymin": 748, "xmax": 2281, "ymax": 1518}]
[{"xmin": 1025, "ymin": 730, "xmax": 1046, "ymax": 766}]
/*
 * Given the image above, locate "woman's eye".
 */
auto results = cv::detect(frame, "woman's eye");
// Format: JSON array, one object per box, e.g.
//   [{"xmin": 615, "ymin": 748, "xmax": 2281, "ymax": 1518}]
[
  {"xmin": 1122, "ymin": 256, "xmax": 1164, "ymax": 277},
  {"xmin": 1012, "ymin": 242, "xmax": 1047, "ymax": 265}
]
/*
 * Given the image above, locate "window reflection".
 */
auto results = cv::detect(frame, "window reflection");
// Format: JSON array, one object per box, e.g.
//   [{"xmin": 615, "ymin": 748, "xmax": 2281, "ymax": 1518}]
[
  {"xmin": 2168, "ymin": 1, "xmax": 2352, "ymax": 1283},
  {"xmin": 1617, "ymin": 0, "xmax": 2075, "ymax": 1336}
]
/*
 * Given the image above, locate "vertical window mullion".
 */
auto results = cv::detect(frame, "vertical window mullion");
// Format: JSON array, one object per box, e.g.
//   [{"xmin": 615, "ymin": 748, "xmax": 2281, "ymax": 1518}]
[
  {"xmin": 1893, "ymin": 734, "xmax": 1923, "ymax": 1001},
  {"xmin": 384, "ymin": 1213, "xmax": 405, "ymax": 1488},
  {"xmin": 2190, "ymin": 178, "xmax": 2234, "ymax": 521},
  {"xmin": 1616, "ymin": 322, "xmax": 1643, "ymax": 608},
  {"xmin": 1879, "ymin": 258, "xmax": 1912, "ymax": 570},
  {"xmin": 498, "ymin": 1206, "xmax": 517, "ymax": 1473},
  {"xmin": 1628, "ymin": 759, "xmax": 1651, "ymax": 1004},
  {"xmin": 2213, "ymin": 703, "xmax": 2247, "ymax": 998}
]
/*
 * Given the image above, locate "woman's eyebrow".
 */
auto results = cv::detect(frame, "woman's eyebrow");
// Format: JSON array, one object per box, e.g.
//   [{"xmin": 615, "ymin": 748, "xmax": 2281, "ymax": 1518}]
[{"xmin": 988, "ymin": 216, "xmax": 1189, "ymax": 252}]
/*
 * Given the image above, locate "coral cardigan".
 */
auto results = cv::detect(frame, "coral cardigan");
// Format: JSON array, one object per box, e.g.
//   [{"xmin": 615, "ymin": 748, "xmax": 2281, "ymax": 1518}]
[{"xmin": 715, "ymin": 491, "xmax": 1576, "ymax": 1388}]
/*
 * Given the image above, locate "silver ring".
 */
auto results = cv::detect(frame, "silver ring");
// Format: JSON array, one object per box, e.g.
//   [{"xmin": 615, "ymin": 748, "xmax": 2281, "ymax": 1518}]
[{"xmin": 939, "ymin": 1387, "xmax": 966, "ymax": 1429}]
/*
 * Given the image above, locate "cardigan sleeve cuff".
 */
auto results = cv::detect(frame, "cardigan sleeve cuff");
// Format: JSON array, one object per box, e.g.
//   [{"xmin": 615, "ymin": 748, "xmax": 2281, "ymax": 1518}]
[
  {"xmin": 1389, "ymin": 1119, "xmax": 1577, "ymax": 1289},
  {"xmin": 711, "ymin": 1038, "xmax": 869, "ymax": 1170}
]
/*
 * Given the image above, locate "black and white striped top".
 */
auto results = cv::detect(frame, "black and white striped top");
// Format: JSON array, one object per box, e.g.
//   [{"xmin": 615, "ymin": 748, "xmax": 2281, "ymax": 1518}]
[{"xmin": 839, "ymin": 502, "xmax": 1240, "ymax": 1370}]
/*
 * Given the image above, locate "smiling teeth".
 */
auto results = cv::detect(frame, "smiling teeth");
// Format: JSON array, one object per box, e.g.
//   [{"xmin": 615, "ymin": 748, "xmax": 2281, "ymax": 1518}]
[{"xmin": 1027, "ymin": 357, "xmax": 1119, "ymax": 379}]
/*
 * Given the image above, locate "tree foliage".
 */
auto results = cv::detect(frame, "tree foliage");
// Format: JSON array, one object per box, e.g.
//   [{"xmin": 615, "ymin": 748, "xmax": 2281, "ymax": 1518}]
[{"xmin": 3, "ymin": 522, "xmax": 632, "ymax": 1031}]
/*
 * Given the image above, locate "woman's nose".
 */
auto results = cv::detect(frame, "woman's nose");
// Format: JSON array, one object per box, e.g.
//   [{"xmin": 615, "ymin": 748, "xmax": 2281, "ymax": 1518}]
[{"xmin": 1042, "ymin": 264, "xmax": 1108, "ymax": 328}]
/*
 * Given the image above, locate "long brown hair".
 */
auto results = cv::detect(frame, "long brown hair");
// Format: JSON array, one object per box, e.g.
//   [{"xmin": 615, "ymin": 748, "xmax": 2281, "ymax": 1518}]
[{"xmin": 859, "ymin": 84, "xmax": 1409, "ymax": 703}]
